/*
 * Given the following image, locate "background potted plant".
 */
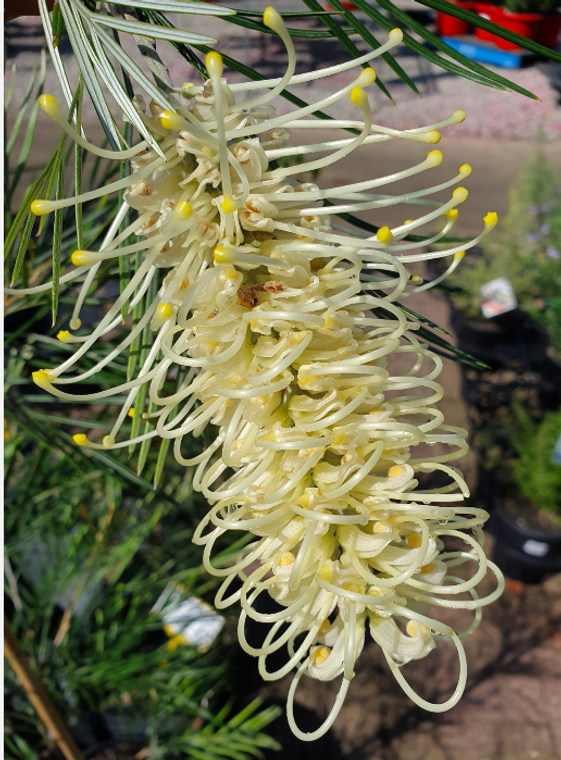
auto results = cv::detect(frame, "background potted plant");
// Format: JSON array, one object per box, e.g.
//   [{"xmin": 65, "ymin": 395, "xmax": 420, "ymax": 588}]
[
  {"xmin": 475, "ymin": 0, "xmax": 561, "ymax": 48},
  {"xmin": 443, "ymin": 151, "xmax": 561, "ymax": 501},
  {"xmin": 488, "ymin": 402, "xmax": 561, "ymax": 584}
]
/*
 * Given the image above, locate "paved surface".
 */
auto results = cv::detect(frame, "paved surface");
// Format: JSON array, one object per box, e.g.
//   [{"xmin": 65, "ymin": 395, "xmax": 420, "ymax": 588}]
[{"xmin": 5, "ymin": 8, "xmax": 561, "ymax": 759}]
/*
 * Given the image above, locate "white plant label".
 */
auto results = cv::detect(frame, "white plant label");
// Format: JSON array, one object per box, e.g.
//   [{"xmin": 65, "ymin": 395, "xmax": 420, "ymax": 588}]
[{"xmin": 480, "ymin": 277, "xmax": 518, "ymax": 318}]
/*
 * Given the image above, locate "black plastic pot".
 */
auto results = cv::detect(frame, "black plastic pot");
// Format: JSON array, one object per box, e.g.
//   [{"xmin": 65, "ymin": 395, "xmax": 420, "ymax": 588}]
[
  {"xmin": 490, "ymin": 500, "xmax": 561, "ymax": 584},
  {"xmin": 450, "ymin": 307, "xmax": 551, "ymax": 371}
]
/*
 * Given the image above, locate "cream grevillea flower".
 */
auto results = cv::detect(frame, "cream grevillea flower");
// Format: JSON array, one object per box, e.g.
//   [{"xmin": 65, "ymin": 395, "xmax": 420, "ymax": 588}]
[{"xmin": 18, "ymin": 8, "xmax": 504, "ymax": 741}]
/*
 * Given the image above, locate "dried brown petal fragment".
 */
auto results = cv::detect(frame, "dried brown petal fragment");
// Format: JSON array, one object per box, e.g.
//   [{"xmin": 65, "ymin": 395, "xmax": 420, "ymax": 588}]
[{"xmin": 237, "ymin": 281, "xmax": 283, "ymax": 308}]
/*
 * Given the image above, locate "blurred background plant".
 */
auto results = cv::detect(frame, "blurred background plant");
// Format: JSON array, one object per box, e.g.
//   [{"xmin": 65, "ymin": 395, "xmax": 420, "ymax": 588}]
[
  {"xmin": 504, "ymin": 401, "xmax": 561, "ymax": 516},
  {"xmin": 450, "ymin": 149, "xmax": 561, "ymax": 356},
  {"xmin": 5, "ymin": 332, "xmax": 281, "ymax": 759}
]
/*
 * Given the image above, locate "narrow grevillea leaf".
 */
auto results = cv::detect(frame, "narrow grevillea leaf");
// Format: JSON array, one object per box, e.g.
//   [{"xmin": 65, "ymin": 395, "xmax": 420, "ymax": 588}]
[
  {"xmin": 398, "ymin": 303, "xmax": 450, "ymax": 334},
  {"xmin": 52, "ymin": 2, "xmax": 65, "ymax": 47},
  {"xmin": 127, "ymin": 254, "xmax": 144, "ymax": 383},
  {"xmin": 37, "ymin": 135, "xmax": 68, "ymax": 237},
  {"xmin": 8, "ymin": 53, "xmax": 47, "ymax": 203},
  {"xmin": 415, "ymin": 324, "xmax": 488, "ymax": 368},
  {"xmin": 136, "ymin": 402, "xmax": 155, "ymax": 476},
  {"xmin": 352, "ymin": 0, "xmax": 506, "ymax": 90},
  {"xmin": 51, "ymin": 160, "xmax": 65, "ymax": 324},
  {"xmin": 75, "ymin": 79, "xmax": 85, "ymax": 252},
  {"xmin": 4, "ymin": 65, "xmax": 16, "ymax": 112},
  {"xmin": 106, "ymin": 0, "xmax": 235, "ymax": 14},
  {"xmin": 86, "ymin": 11, "xmax": 216, "ymax": 45},
  {"xmin": 153, "ymin": 438, "xmax": 170, "ymax": 488},
  {"xmin": 300, "ymin": 0, "xmax": 393, "ymax": 101},
  {"xmin": 11, "ymin": 214, "xmax": 37, "ymax": 289},
  {"xmin": 38, "ymin": 0, "xmax": 74, "ymax": 110},
  {"xmin": 130, "ymin": 275, "xmax": 159, "ymax": 458},
  {"xmin": 320, "ymin": 0, "xmax": 420, "ymax": 96},
  {"xmin": 5, "ymin": 162, "xmax": 51, "ymax": 264},
  {"xmin": 60, "ymin": 0, "xmax": 122, "ymax": 150},
  {"xmin": 118, "ymin": 64, "xmax": 134, "ymax": 324},
  {"xmin": 370, "ymin": 0, "xmax": 540, "ymax": 99},
  {"xmin": 426, "ymin": 343, "xmax": 490, "ymax": 370},
  {"xmin": 222, "ymin": 14, "xmax": 357, "ymax": 38},
  {"xmin": 6, "ymin": 66, "xmax": 37, "ymax": 156}
]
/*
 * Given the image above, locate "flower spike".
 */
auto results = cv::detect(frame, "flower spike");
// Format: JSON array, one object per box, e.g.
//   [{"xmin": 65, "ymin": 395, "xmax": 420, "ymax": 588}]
[{"xmin": 18, "ymin": 25, "xmax": 504, "ymax": 741}]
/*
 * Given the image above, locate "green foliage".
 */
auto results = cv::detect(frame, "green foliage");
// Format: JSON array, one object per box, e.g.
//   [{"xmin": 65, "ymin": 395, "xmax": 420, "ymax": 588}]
[
  {"xmin": 504, "ymin": 402, "xmax": 561, "ymax": 514},
  {"xmin": 450, "ymin": 151, "xmax": 561, "ymax": 353},
  {"xmin": 504, "ymin": 0, "xmax": 560, "ymax": 15},
  {"xmin": 4, "ymin": 415, "xmax": 280, "ymax": 758}
]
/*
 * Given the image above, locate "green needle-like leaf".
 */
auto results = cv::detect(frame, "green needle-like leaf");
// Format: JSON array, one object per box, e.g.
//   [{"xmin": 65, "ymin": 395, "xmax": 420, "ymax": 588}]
[
  {"xmin": 52, "ymin": 1, "xmax": 65, "ymax": 47},
  {"xmin": 367, "ymin": 0, "xmax": 540, "ymax": 99},
  {"xmin": 74, "ymin": 79, "xmax": 85, "ymax": 252},
  {"xmin": 318, "ymin": 0, "xmax": 420, "ymax": 96},
  {"xmin": 300, "ymin": 0, "xmax": 393, "ymax": 100},
  {"xmin": 223, "ymin": 13, "xmax": 357, "ymax": 38},
  {"xmin": 51, "ymin": 161, "xmax": 64, "ymax": 324}
]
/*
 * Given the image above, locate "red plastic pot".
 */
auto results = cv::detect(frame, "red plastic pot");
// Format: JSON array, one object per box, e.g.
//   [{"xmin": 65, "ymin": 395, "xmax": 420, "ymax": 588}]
[
  {"xmin": 535, "ymin": 11, "xmax": 561, "ymax": 47},
  {"xmin": 474, "ymin": 3, "xmax": 502, "ymax": 42},
  {"xmin": 475, "ymin": 4, "xmax": 541, "ymax": 49},
  {"xmin": 436, "ymin": 1, "xmax": 476, "ymax": 36}
]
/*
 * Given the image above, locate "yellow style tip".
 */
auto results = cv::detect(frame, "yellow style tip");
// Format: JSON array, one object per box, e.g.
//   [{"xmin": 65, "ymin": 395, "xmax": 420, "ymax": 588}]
[
  {"xmin": 427, "ymin": 149, "xmax": 443, "ymax": 167},
  {"xmin": 452, "ymin": 109, "xmax": 466, "ymax": 123},
  {"xmin": 350, "ymin": 85, "xmax": 366, "ymax": 106},
  {"xmin": 213, "ymin": 245, "xmax": 231, "ymax": 264},
  {"xmin": 263, "ymin": 6, "xmax": 282, "ymax": 31},
  {"xmin": 57, "ymin": 330, "xmax": 71, "ymax": 343},
  {"xmin": 376, "ymin": 226, "xmax": 393, "ymax": 245},
  {"xmin": 452, "ymin": 186, "xmax": 468, "ymax": 203},
  {"xmin": 30, "ymin": 200, "xmax": 51, "ymax": 216},
  {"xmin": 426, "ymin": 131, "xmax": 441, "ymax": 144},
  {"xmin": 71, "ymin": 250, "xmax": 94, "ymax": 267},
  {"xmin": 389, "ymin": 28, "xmax": 403, "ymax": 43},
  {"xmin": 157, "ymin": 303, "xmax": 174, "ymax": 320},
  {"xmin": 444, "ymin": 208, "xmax": 459, "ymax": 221},
  {"xmin": 221, "ymin": 197, "xmax": 237, "ymax": 214},
  {"xmin": 357, "ymin": 67, "xmax": 376, "ymax": 87},
  {"xmin": 32, "ymin": 369, "xmax": 52, "ymax": 387},
  {"xmin": 73, "ymin": 433, "xmax": 89, "ymax": 447},
  {"xmin": 484, "ymin": 211, "xmax": 498, "ymax": 227},
  {"xmin": 39, "ymin": 94, "xmax": 61, "ymax": 120},
  {"xmin": 454, "ymin": 250, "xmax": 466, "ymax": 261},
  {"xmin": 160, "ymin": 110, "xmax": 184, "ymax": 132},
  {"xmin": 102, "ymin": 436, "xmax": 115, "ymax": 449},
  {"xmin": 152, "ymin": 303, "xmax": 175, "ymax": 331},
  {"xmin": 173, "ymin": 200, "xmax": 193, "ymax": 220},
  {"xmin": 128, "ymin": 407, "xmax": 136, "ymax": 418},
  {"xmin": 459, "ymin": 163, "xmax": 472, "ymax": 176},
  {"xmin": 70, "ymin": 318, "xmax": 82, "ymax": 330},
  {"xmin": 206, "ymin": 51, "xmax": 223, "ymax": 78}
]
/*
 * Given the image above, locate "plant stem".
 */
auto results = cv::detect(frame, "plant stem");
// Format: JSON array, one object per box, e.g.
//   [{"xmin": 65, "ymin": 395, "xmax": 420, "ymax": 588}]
[{"xmin": 4, "ymin": 617, "xmax": 84, "ymax": 760}]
